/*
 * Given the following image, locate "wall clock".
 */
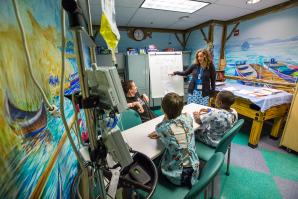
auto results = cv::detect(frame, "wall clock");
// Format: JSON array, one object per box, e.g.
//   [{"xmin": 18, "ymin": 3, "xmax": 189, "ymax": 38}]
[{"xmin": 133, "ymin": 29, "xmax": 145, "ymax": 41}]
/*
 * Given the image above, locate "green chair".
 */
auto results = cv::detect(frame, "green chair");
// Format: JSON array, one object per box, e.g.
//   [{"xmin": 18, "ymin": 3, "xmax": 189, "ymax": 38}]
[
  {"xmin": 152, "ymin": 108, "xmax": 163, "ymax": 117},
  {"xmin": 195, "ymin": 119, "xmax": 244, "ymax": 176},
  {"xmin": 147, "ymin": 152, "xmax": 225, "ymax": 199},
  {"xmin": 117, "ymin": 109, "xmax": 142, "ymax": 131}
]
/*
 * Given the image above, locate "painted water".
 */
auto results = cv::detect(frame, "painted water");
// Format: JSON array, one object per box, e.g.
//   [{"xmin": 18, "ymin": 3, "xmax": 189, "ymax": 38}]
[
  {"xmin": 0, "ymin": 98, "xmax": 78, "ymax": 198},
  {"xmin": 225, "ymin": 40, "xmax": 298, "ymax": 78}
]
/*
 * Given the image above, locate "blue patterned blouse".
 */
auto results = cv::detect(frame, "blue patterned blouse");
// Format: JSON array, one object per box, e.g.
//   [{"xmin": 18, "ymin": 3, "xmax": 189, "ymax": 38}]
[{"xmin": 155, "ymin": 113, "xmax": 200, "ymax": 185}]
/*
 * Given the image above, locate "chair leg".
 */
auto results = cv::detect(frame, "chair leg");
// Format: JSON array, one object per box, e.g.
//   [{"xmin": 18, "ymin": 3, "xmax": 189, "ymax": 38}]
[
  {"xmin": 204, "ymin": 188, "xmax": 207, "ymax": 199},
  {"xmin": 226, "ymin": 144, "xmax": 231, "ymax": 176},
  {"xmin": 210, "ymin": 179, "xmax": 214, "ymax": 199}
]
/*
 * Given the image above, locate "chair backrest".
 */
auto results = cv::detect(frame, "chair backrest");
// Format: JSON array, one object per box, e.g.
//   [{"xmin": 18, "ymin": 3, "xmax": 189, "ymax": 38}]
[
  {"xmin": 215, "ymin": 119, "xmax": 244, "ymax": 154},
  {"xmin": 184, "ymin": 152, "xmax": 225, "ymax": 199},
  {"xmin": 117, "ymin": 109, "xmax": 142, "ymax": 131}
]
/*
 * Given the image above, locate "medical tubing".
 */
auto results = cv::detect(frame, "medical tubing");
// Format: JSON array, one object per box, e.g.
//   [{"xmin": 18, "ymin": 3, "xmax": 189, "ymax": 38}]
[{"xmin": 12, "ymin": 0, "xmax": 54, "ymax": 110}]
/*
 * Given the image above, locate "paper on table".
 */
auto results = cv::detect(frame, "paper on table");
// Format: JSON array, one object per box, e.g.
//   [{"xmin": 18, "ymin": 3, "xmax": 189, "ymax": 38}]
[
  {"xmin": 215, "ymin": 82, "xmax": 225, "ymax": 86},
  {"xmin": 236, "ymin": 90, "xmax": 255, "ymax": 95},
  {"xmin": 260, "ymin": 88, "xmax": 282, "ymax": 94},
  {"xmin": 222, "ymin": 86, "xmax": 238, "ymax": 91}
]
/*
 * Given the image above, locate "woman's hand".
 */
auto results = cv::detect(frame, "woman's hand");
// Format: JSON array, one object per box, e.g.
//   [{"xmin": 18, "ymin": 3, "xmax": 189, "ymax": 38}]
[
  {"xmin": 168, "ymin": 72, "xmax": 175, "ymax": 76},
  {"xmin": 148, "ymin": 131, "xmax": 160, "ymax": 139}
]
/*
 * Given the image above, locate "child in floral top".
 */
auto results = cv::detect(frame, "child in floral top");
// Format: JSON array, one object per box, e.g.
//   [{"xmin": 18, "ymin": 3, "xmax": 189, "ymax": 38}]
[
  {"xmin": 193, "ymin": 90, "xmax": 238, "ymax": 147},
  {"xmin": 148, "ymin": 92, "xmax": 200, "ymax": 187}
]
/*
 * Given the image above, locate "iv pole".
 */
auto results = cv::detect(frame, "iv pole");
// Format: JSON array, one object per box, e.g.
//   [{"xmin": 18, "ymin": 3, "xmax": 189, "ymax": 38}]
[{"xmin": 61, "ymin": 0, "xmax": 107, "ymax": 198}]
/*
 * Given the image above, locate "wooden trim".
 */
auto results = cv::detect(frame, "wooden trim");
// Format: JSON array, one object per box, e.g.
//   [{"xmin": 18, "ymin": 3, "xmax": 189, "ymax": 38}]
[
  {"xmin": 225, "ymin": 75, "xmax": 297, "ymax": 88},
  {"xmin": 30, "ymin": 116, "xmax": 76, "ymax": 199},
  {"xmin": 226, "ymin": 0, "xmax": 298, "ymax": 24}
]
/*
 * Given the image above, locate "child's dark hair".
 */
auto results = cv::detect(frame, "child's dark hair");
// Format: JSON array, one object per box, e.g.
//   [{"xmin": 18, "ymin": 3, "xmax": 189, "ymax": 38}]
[
  {"xmin": 122, "ymin": 80, "xmax": 134, "ymax": 94},
  {"xmin": 217, "ymin": 91, "xmax": 235, "ymax": 110},
  {"xmin": 161, "ymin": 92, "xmax": 184, "ymax": 119}
]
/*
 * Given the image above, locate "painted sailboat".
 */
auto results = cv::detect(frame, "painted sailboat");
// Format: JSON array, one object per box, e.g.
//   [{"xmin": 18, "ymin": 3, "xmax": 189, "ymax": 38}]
[{"xmin": 5, "ymin": 97, "xmax": 47, "ymax": 138}]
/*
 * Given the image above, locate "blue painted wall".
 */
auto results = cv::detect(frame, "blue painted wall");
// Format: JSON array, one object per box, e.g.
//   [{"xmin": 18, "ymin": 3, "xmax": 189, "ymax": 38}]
[
  {"xmin": 185, "ymin": 27, "xmax": 207, "ymax": 65},
  {"xmin": 185, "ymin": 25, "xmax": 223, "ymax": 69},
  {"xmin": 96, "ymin": 30, "xmax": 183, "ymax": 53}
]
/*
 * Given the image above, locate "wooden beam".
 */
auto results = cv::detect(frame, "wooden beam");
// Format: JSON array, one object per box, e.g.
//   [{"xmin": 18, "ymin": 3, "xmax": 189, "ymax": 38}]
[
  {"xmin": 174, "ymin": 33, "xmax": 185, "ymax": 49},
  {"xmin": 208, "ymin": 24, "xmax": 214, "ymax": 44},
  {"xmin": 226, "ymin": 0, "xmax": 298, "ymax": 24},
  {"xmin": 226, "ymin": 22, "xmax": 240, "ymax": 41},
  {"xmin": 225, "ymin": 75, "xmax": 297, "ymax": 88},
  {"xmin": 220, "ymin": 24, "xmax": 227, "ymax": 60},
  {"xmin": 184, "ymin": 32, "xmax": 192, "ymax": 47},
  {"xmin": 200, "ymin": 28, "xmax": 208, "ymax": 43}
]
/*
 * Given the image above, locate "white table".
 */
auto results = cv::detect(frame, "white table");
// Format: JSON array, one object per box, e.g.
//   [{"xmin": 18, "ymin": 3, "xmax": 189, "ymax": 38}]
[{"xmin": 122, "ymin": 103, "xmax": 204, "ymax": 159}]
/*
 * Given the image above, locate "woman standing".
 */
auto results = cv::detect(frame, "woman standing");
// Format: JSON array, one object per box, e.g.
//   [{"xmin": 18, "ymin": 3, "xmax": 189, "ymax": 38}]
[{"xmin": 171, "ymin": 49, "xmax": 216, "ymax": 106}]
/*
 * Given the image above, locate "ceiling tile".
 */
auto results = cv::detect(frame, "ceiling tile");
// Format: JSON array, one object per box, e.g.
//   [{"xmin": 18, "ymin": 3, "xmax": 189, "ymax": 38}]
[
  {"xmin": 115, "ymin": 6, "xmax": 138, "ymax": 26},
  {"xmin": 194, "ymin": 3, "xmax": 253, "ymax": 20},
  {"xmin": 128, "ymin": 8, "xmax": 189, "ymax": 28},
  {"xmin": 115, "ymin": 0, "xmax": 144, "ymax": 7},
  {"xmin": 216, "ymin": 0, "xmax": 289, "ymax": 11},
  {"xmin": 88, "ymin": 0, "xmax": 294, "ymax": 30},
  {"xmin": 167, "ymin": 15, "xmax": 212, "ymax": 29}
]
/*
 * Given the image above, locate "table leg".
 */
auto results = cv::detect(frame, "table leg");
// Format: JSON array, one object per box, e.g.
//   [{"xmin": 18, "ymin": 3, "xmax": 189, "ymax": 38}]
[
  {"xmin": 270, "ymin": 117, "xmax": 283, "ymax": 139},
  {"xmin": 248, "ymin": 120, "xmax": 264, "ymax": 148}
]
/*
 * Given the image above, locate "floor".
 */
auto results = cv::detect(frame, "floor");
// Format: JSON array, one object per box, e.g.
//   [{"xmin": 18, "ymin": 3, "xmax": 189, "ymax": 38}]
[{"xmin": 213, "ymin": 119, "xmax": 298, "ymax": 199}]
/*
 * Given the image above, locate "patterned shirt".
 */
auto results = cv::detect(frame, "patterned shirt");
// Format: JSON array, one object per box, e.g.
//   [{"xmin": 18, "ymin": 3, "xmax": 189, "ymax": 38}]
[
  {"xmin": 197, "ymin": 108, "xmax": 238, "ymax": 147},
  {"xmin": 155, "ymin": 113, "xmax": 200, "ymax": 185}
]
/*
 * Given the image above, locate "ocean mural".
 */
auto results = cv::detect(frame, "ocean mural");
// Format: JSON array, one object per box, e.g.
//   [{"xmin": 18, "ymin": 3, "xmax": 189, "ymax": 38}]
[
  {"xmin": 225, "ymin": 6, "xmax": 298, "ymax": 84},
  {"xmin": 0, "ymin": 0, "xmax": 84, "ymax": 198}
]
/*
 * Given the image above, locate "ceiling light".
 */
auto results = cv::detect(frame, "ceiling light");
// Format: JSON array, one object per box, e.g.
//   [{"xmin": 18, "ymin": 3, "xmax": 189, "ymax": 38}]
[
  {"xmin": 246, "ymin": 0, "xmax": 261, "ymax": 4},
  {"xmin": 141, "ymin": 0, "xmax": 210, "ymax": 13}
]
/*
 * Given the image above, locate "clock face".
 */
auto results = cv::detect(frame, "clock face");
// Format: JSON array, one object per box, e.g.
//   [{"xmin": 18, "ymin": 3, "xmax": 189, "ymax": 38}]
[{"xmin": 133, "ymin": 29, "xmax": 145, "ymax": 41}]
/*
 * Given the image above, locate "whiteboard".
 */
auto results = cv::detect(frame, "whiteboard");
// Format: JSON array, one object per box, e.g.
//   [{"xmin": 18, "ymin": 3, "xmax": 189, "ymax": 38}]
[{"xmin": 148, "ymin": 52, "xmax": 184, "ymax": 98}]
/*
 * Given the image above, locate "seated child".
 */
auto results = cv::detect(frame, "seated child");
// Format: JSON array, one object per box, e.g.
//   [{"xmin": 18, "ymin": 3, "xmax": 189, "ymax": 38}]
[
  {"xmin": 193, "ymin": 90, "xmax": 238, "ymax": 148},
  {"xmin": 122, "ymin": 80, "xmax": 155, "ymax": 123},
  {"xmin": 148, "ymin": 92, "xmax": 200, "ymax": 187}
]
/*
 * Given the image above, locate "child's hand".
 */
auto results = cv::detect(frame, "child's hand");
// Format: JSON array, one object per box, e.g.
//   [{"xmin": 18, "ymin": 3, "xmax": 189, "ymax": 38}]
[
  {"xmin": 193, "ymin": 111, "xmax": 200, "ymax": 120},
  {"xmin": 199, "ymin": 108, "xmax": 210, "ymax": 115},
  {"xmin": 148, "ymin": 131, "xmax": 160, "ymax": 139},
  {"xmin": 134, "ymin": 102, "xmax": 144, "ymax": 113},
  {"xmin": 141, "ymin": 94, "xmax": 149, "ymax": 102},
  {"xmin": 193, "ymin": 111, "xmax": 202, "ymax": 124}
]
